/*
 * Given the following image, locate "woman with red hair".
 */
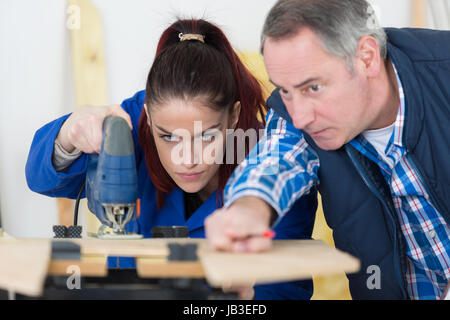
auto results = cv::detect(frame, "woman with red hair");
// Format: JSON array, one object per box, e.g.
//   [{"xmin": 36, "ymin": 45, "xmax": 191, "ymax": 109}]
[{"xmin": 26, "ymin": 19, "xmax": 317, "ymax": 299}]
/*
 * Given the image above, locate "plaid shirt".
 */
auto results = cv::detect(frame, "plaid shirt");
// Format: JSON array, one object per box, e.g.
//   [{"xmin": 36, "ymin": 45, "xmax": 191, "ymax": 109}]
[{"xmin": 224, "ymin": 64, "xmax": 450, "ymax": 300}]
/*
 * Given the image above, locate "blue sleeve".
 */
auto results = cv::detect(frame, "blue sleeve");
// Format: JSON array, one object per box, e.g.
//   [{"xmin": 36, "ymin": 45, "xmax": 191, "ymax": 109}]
[
  {"xmin": 25, "ymin": 91, "xmax": 146, "ymax": 199},
  {"xmin": 25, "ymin": 113, "xmax": 88, "ymax": 198},
  {"xmin": 253, "ymin": 189, "xmax": 317, "ymax": 300}
]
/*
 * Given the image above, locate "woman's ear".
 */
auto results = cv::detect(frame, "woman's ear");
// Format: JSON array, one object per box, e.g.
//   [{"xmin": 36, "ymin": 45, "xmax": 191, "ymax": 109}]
[
  {"xmin": 230, "ymin": 101, "xmax": 241, "ymax": 129},
  {"xmin": 144, "ymin": 104, "xmax": 152, "ymax": 127}
]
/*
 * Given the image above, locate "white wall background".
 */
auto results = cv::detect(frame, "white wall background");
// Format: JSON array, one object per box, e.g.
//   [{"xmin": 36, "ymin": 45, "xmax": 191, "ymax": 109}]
[
  {"xmin": 0, "ymin": 0, "xmax": 74, "ymax": 237},
  {"xmin": 0, "ymin": 0, "xmax": 448, "ymax": 237}
]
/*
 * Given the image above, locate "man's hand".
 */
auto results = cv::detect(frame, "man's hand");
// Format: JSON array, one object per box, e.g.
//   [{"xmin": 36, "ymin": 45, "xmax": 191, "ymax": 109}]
[
  {"xmin": 222, "ymin": 285, "xmax": 255, "ymax": 300},
  {"xmin": 205, "ymin": 196, "xmax": 275, "ymax": 252}
]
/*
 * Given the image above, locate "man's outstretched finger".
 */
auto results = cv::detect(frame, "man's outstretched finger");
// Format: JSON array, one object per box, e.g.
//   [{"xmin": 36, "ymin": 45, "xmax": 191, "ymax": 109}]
[
  {"xmin": 205, "ymin": 210, "xmax": 233, "ymax": 251},
  {"xmin": 230, "ymin": 237, "xmax": 272, "ymax": 253}
]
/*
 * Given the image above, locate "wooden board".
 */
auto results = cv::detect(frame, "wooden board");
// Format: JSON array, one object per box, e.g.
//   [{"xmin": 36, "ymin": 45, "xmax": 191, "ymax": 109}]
[
  {"xmin": 0, "ymin": 238, "xmax": 50, "ymax": 297},
  {"xmin": 136, "ymin": 259, "xmax": 205, "ymax": 279},
  {"xmin": 0, "ymin": 238, "xmax": 359, "ymax": 297},
  {"xmin": 16, "ymin": 237, "xmax": 190, "ymax": 257},
  {"xmin": 48, "ymin": 256, "xmax": 107, "ymax": 277},
  {"xmin": 199, "ymin": 240, "xmax": 360, "ymax": 287},
  {"xmin": 75, "ymin": 237, "xmax": 202, "ymax": 257}
]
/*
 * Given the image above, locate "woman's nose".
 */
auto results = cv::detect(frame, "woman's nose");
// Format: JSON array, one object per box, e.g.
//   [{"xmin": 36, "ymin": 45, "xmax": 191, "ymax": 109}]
[{"xmin": 181, "ymin": 139, "xmax": 202, "ymax": 167}]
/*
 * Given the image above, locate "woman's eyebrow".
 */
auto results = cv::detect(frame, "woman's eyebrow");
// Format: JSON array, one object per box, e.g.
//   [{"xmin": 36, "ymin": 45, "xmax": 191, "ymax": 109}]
[
  {"xmin": 154, "ymin": 122, "xmax": 222, "ymax": 135},
  {"xmin": 154, "ymin": 124, "xmax": 172, "ymax": 134},
  {"xmin": 202, "ymin": 123, "xmax": 221, "ymax": 132}
]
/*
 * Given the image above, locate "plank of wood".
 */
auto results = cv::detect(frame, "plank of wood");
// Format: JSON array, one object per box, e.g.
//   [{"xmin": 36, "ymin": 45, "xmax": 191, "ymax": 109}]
[
  {"xmin": 199, "ymin": 240, "xmax": 360, "ymax": 287},
  {"xmin": 74, "ymin": 238, "xmax": 202, "ymax": 257},
  {"xmin": 0, "ymin": 238, "xmax": 360, "ymax": 295},
  {"xmin": 48, "ymin": 255, "xmax": 107, "ymax": 277},
  {"xmin": 80, "ymin": 239, "xmax": 168, "ymax": 257},
  {"xmin": 84, "ymin": 238, "xmax": 358, "ymax": 287},
  {"xmin": 0, "ymin": 239, "xmax": 50, "ymax": 297},
  {"xmin": 136, "ymin": 259, "xmax": 205, "ymax": 278}
]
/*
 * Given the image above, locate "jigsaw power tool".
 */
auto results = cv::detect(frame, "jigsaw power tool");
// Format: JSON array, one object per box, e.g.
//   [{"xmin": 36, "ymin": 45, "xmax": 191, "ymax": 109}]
[{"xmin": 86, "ymin": 116, "xmax": 142, "ymax": 239}]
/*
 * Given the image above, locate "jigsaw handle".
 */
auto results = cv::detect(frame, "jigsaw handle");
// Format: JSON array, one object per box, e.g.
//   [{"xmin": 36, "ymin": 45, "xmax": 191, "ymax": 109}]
[{"xmin": 86, "ymin": 116, "xmax": 138, "ymax": 229}]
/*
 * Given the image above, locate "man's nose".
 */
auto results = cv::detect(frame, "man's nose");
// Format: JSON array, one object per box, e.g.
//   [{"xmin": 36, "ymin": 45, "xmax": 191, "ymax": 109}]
[{"xmin": 286, "ymin": 96, "xmax": 315, "ymax": 130}]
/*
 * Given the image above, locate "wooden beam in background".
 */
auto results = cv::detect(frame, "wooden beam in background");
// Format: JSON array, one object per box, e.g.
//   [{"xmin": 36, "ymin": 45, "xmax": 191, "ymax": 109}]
[
  {"xmin": 413, "ymin": 0, "xmax": 427, "ymax": 27},
  {"xmin": 68, "ymin": 0, "xmax": 108, "ymax": 107},
  {"xmin": 57, "ymin": 0, "xmax": 108, "ymax": 233},
  {"xmin": 57, "ymin": 197, "xmax": 73, "ymax": 227}
]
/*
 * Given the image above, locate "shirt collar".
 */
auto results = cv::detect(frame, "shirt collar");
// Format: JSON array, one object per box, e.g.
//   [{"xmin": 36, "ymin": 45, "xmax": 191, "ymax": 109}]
[
  {"xmin": 348, "ymin": 60, "xmax": 407, "ymax": 173},
  {"xmin": 350, "ymin": 61, "xmax": 406, "ymax": 150},
  {"xmin": 389, "ymin": 61, "xmax": 406, "ymax": 149}
]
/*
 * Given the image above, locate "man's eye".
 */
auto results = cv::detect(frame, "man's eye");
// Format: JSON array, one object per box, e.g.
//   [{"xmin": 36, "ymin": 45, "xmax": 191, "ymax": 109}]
[
  {"xmin": 161, "ymin": 135, "xmax": 180, "ymax": 142},
  {"xmin": 308, "ymin": 84, "xmax": 322, "ymax": 93},
  {"xmin": 279, "ymin": 88, "xmax": 289, "ymax": 95}
]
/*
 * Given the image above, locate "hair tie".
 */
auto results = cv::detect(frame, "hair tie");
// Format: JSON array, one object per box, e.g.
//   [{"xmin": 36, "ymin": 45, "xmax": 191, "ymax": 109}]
[{"xmin": 179, "ymin": 33, "xmax": 205, "ymax": 43}]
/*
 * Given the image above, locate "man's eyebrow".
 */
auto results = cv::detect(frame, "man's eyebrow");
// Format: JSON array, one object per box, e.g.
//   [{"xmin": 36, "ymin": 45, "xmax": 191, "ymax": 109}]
[
  {"xmin": 269, "ymin": 78, "xmax": 281, "ymax": 88},
  {"xmin": 294, "ymin": 77, "xmax": 320, "ymax": 88},
  {"xmin": 154, "ymin": 122, "xmax": 222, "ymax": 135},
  {"xmin": 269, "ymin": 77, "xmax": 321, "ymax": 90}
]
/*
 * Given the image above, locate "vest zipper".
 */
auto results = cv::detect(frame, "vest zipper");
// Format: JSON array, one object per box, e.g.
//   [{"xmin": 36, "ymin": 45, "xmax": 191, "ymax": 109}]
[{"xmin": 345, "ymin": 146, "xmax": 408, "ymax": 298}]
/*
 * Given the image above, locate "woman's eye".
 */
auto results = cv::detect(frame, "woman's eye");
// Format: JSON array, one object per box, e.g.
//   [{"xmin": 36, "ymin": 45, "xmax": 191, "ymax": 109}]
[
  {"xmin": 161, "ymin": 135, "xmax": 180, "ymax": 142},
  {"xmin": 201, "ymin": 134, "xmax": 214, "ymax": 142}
]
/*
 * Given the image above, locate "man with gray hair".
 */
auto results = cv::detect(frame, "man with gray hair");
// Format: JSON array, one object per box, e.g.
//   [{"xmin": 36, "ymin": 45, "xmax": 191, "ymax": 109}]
[{"xmin": 205, "ymin": 0, "xmax": 449, "ymax": 299}]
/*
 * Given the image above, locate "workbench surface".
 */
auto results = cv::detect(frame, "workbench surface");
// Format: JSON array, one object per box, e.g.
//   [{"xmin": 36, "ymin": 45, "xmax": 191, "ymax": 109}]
[{"xmin": 0, "ymin": 235, "xmax": 359, "ymax": 297}]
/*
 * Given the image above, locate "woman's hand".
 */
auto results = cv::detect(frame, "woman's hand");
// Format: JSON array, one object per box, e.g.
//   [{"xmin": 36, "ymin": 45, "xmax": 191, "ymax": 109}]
[{"xmin": 56, "ymin": 105, "xmax": 133, "ymax": 153}]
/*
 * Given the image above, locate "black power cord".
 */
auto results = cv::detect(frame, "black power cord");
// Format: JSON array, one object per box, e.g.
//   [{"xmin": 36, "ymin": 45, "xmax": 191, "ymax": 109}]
[
  {"xmin": 73, "ymin": 180, "xmax": 86, "ymax": 226},
  {"xmin": 52, "ymin": 180, "xmax": 85, "ymax": 239}
]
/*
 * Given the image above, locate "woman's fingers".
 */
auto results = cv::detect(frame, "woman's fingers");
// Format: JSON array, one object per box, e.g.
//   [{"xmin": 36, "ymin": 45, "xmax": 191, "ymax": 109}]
[
  {"xmin": 108, "ymin": 104, "xmax": 133, "ymax": 130},
  {"xmin": 61, "ymin": 104, "xmax": 132, "ymax": 154},
  {"xmin": 89, "ymin": 117, "xmax": 104, "ymax": 153}
]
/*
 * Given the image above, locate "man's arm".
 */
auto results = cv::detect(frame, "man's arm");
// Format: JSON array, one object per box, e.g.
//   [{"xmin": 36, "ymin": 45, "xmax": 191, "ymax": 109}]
[
  {"xmin": 205, "ymin": 109, "xmax": 320, "ymax": 252},
  {"xmin": 225, "ymin": 109, "xmax": 319, "ymax": 219}
]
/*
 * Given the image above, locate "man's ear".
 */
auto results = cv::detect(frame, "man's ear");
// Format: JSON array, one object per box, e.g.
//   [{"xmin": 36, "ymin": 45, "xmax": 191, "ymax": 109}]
[
  {"xmin": 355, "ymin": 35, "xmax": 382, "ymax": 78},
  {"xmin": 230, "ymin": 101, "xmax": 241, "ymax": 129}
]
